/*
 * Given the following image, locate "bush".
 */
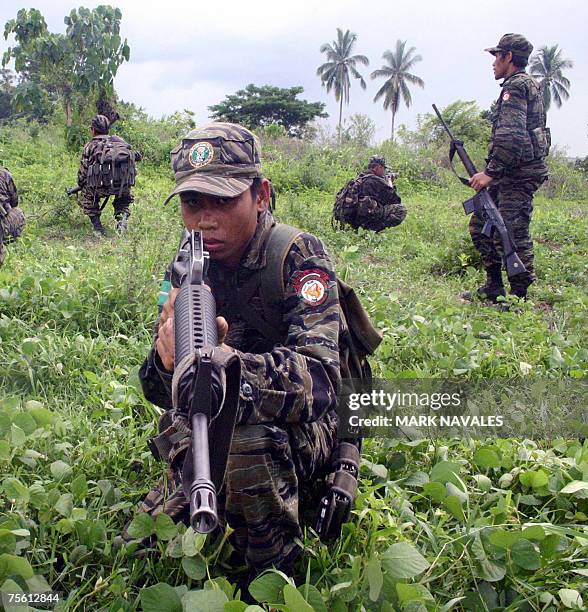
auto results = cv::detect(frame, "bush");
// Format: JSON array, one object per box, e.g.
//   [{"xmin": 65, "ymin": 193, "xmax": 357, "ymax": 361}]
[{"xmin": 113, "ymin": 103, "xmax": 196, "ymax": 165}]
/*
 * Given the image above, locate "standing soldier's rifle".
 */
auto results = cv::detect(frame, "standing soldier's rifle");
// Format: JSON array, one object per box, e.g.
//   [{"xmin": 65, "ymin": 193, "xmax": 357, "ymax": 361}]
[
  {"xmin": 432, "ymin": 103, "xmax": 526, "ymax": 277},
  {"xmin": 66, "ymin": 186, "xmax": 81, "ymax": 196},
  {"xmin": 172, "ymin": 229, "xmax": 222, "ymax": 534}
]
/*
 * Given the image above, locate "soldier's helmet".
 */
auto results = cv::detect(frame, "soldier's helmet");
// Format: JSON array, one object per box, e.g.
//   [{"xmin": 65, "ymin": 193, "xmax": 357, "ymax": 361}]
[
  {"xmin": 163, "ymin": 123, "xmax": 263, "ymax": 204},
  {"xmin": 484, "ymin": 33, "xmax": 533, "ymax": 60},
  {"xmin": 91, "ymin": 114, "xmax": 110, "ymax": 134},
  {"xmin": 368, "ymin": 155, "xmax": 387, "ymax": 167}
]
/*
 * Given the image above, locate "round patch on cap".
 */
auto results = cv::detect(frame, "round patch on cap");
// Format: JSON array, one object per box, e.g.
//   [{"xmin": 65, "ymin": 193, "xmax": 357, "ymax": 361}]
[
  {"xmin": 502, "ymin": 91, "xmax": 511, "ymax": 102},
  {"xmin": 292, "ymin": 269, "xmax": 330, "ymax": 306},
  {"xmin": 189, "ymin": 142, "xmax": 214, "ymax": 168}
]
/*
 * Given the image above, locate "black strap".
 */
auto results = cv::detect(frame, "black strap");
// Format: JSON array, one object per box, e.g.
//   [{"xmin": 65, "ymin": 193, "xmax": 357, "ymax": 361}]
[
  {"xmin": 224, "ymin": 223, "xmax": 301, "ymax": 346},
  {"xmin": 449, "ymin": 142, "xmax": 472, "ymax": 186}
]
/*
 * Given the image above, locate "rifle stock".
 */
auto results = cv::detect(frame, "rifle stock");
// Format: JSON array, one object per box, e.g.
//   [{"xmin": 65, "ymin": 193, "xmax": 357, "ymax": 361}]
[
  {"xmin": 66, "ymin": 186, "xmax": 81, "ymax": 196},
  {"xmin": 432, "ymin": 103, "xmax": 526, "ymax": 277}
]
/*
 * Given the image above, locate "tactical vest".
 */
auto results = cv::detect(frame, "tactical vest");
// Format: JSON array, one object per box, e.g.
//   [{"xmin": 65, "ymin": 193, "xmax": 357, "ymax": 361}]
[
  {"xmin": 490, "ymin": 71, "xmax": 550, "ymax": 164},
  {"xmin": 223, "ymin": 223, "xmax": 382, "ymax": 382}
]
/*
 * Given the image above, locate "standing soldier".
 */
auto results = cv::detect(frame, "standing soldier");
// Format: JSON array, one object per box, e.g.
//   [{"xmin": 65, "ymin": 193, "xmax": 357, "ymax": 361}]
[
  {"xmin": 468, "ymin": 34, "xmax": 549, "ymax": 301},
  {"xmin": 77, "ymin": 114, "xmax": 138, "ymax": 236},
  {"xmin": 0, "ymin": 166, "xmax": 25, "ymax": 266}
]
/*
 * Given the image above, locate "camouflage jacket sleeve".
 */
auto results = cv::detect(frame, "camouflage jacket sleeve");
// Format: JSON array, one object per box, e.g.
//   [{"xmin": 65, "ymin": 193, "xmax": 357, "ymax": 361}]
[
  {"xmin": 236, "ymin": 234, "xmax": 341, "ymax": 426},
  {"xmin": 485, "ymin": 80, "xmax": 529, "ymax": 178},
  {"xmin": 0, "ymin": 169, "xmax": 18, "ymax": 211},
  {"xmin": 77, "ymin": 142, "xmax": 93, "ymax": 188}
]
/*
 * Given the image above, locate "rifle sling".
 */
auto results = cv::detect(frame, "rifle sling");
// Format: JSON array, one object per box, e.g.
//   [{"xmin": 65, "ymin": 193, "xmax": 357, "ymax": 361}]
[
  {"xmin": 180, "ymin": 347, "xmax": 242, "ymax": 494},
  {"xmin": 449, "ymin": 142, "xmax": 472, "ymax": 186}
]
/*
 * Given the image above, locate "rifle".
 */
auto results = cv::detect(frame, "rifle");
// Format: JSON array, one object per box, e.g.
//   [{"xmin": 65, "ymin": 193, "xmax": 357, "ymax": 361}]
[
  {"xmin": 172, "ymin": 229, "xmax": 222, "ymax": 533},
  {"xmin": 432, "ymin": 104, "xmax": 526, "ymax": 277},
  {"xmin": 66, "ymin": 186, "xmax": 81, "ymax": 196}
]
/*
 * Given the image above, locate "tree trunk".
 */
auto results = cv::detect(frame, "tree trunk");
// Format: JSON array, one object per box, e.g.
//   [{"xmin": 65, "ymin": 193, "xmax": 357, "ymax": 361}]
[
  {"xmin": 338, "ymin": 96, "xmax": 343, "ymax": 144},
  {"xmin": 65, "ymin": 98, "xmax": 73, "ymax": 127},
  {"xmin": 390, "ymin": 109, "xmax": 396, "ymax": 141}
]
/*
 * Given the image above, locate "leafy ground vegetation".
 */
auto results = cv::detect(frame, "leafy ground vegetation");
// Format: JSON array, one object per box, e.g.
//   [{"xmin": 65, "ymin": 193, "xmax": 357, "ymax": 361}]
[{"xmin": 0, "ymin": 120, "xmax": 587, "ymax": 611}]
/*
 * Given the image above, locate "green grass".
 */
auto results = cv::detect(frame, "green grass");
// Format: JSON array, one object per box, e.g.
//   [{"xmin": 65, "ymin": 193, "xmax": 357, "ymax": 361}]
[{"xmin": 0, "ymin": 127, "xmax": 587, "ymax": 610}]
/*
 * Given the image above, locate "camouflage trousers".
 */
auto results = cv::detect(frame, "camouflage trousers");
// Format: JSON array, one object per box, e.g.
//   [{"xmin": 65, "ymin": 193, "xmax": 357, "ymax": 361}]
[
  {"xmin": 125, "ymin": 411, "xmax": 338, "ymax": 573},
  {"xmin": 469, "ymin": 168, "xmax": 546, "ymax": 287},
  {"xmin": 355, "ymin": 197, "xmax": 405, "ymax": 233},
  {"xmin": 81, "ymin": 188, "xmax": 134, "ymax": 218}
]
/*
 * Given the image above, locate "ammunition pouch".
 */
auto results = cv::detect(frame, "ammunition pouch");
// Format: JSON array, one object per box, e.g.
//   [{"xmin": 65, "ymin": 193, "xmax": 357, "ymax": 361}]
[
  {"xmin": 530, "ymin": 126, "xmax": 550, "ymax": 159},
  {"xmin": 315, "ymin": 441, "xmax": 361, "ymax": 540}
]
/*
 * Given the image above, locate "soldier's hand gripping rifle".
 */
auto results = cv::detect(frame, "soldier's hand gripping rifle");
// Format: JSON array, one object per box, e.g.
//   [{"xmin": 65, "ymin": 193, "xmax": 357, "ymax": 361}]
[
  {"xmin": 432, "ymin": 104, "xmax": 526, "ymax": 277},
  {"xmin": 66, "ymin": 186, "xmax": 81, "ymax": 196},
  {"xmin": 173, "ymin": 230, "xmax": 223, "ymax": 534}
]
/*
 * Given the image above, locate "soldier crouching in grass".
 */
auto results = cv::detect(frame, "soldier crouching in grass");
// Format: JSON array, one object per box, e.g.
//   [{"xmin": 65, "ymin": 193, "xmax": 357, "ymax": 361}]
[
  {"xmin": 333, "ymin": 154, "xmax": 406, "ymax": 232},
  {"xmin": 121, "ymin": 123, "xmax": 342, "ymax": 587}
]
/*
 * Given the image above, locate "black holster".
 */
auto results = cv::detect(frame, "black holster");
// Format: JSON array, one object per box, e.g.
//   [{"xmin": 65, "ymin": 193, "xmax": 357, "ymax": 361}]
[{"xmin": 315, "ymin": 441, "xmax": 360, "ymax": 540}]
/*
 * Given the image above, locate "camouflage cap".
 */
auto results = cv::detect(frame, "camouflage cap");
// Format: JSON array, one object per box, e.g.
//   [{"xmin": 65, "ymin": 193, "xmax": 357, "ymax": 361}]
[
  {"xmin": 484, "ymin": 33, "xmax": 533, "ymax": 59},
  {"xmin": 163, "ymin": 122, "xmax": 263, "ymax": 204},
  {"xmin": 91, "ymin": 114, "xmax": 110, "ymax": 134}
]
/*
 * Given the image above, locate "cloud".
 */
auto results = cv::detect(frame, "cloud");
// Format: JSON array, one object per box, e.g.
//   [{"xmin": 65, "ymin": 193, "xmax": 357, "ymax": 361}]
[{"xmin": 1, "ymin": 0, "xmax": 586, "ymax": 154}]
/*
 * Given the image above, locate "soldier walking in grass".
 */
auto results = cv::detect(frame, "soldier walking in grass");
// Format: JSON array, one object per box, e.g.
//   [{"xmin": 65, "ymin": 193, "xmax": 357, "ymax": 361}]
[
  {"xmin": 0, "ymin": 165, "xmax": 25, "ymax": 267},
  {"xmin": 467, "ymin": 34, "xmax": 549, "ymax": 301},
  {"xmin": 77, "ymin": 114, "xmax": 139, "ymax": 236},
  {"xmin": 333, "ymin": 154, "xmax": 406, "ymax": 232}
]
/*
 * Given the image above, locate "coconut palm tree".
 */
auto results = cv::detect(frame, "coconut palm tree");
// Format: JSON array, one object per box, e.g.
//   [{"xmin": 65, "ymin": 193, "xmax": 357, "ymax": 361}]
[
  {"xmin": 317, "ymin": 28, "xmax": 369, "ymax": 139},
  {"xmin": 370, "ymin": 40, "xmax": 424, "ymax": 141},
  {"xmin": 529, "ymin": 45, "xmax": 573, "ymax": 112}
]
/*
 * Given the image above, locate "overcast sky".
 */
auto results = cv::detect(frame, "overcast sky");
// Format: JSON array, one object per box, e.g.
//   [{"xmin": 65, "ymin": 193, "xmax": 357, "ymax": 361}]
[{"xmin": 1, "ymin": 0, "xmax": 586, "ymax": 156}]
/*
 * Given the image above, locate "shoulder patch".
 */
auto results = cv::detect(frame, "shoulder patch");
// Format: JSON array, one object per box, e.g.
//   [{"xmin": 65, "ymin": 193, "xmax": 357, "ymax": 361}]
[
  {"xmin": 502, "ymin": 91, "xmax": 511, "ymax": 102},
  {"xmin": 292, "ymin": 269, "xmax": 329, "ymax": 306}
]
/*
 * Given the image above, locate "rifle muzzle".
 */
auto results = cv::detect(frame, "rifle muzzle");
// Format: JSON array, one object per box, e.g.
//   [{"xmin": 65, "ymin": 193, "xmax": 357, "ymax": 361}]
[{"xmin": 190, "ymin": 478, "xmax": 218, "ymax": 533}]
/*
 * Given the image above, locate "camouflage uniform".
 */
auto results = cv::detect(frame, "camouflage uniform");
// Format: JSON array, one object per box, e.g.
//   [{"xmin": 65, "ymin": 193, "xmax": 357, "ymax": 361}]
[
  {"xmin": 470, "ymin": 34, "xmax": 549, "ymax": 296},
  {"xmin": 78, "ymin": 134, "xmax": 134, "ymax": 220},
  {"xmin": 129, "ymin": 124, "xmax": 341, "ymax": 575},
  {"xmin": 0, "ymin": 167, "xmax": 25, "ymax": 266},
  {"xmin": 354, "ymin": 169, "xmax": 406, "ymax": 232}
]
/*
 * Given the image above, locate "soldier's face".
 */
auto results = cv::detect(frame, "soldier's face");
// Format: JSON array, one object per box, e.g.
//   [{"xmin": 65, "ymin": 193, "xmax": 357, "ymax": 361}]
[
  {"xmin": 373, "ymin": 164, "xmax": 386, "ymax": 177},
  {"xmin": 180, "ymin": 180, "xmax": 269, "ymax": 269},
  {"xmin": 492, "ymin": 51, "xmax": 511, "ymax": 80}
]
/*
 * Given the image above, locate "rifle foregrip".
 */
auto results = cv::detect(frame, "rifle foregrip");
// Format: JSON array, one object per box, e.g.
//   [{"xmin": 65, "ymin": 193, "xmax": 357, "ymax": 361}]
[{"xmin": 174, "ymin": 284, "xmax": 218, "ymax": 366}]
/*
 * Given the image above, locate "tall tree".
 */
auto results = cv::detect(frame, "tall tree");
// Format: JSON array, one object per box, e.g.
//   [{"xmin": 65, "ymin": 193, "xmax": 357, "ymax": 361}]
[
  {"xmin": 316, "ymin": 28, "xmax": 369, "ymax": 139},
  {"xmin": 3, "ymin": 6, "xmax": 130, "ymax": 127},
  {"xmin": 209, "ymin": 84, "xmax": 327, "ymax": 137},
  {"xmin": 529, "ymin": 44, "xmax": 573, "ymax": 112},
  {"xmin": 370, "ymin": 40, "xmax": 424, "ymax": 141}
]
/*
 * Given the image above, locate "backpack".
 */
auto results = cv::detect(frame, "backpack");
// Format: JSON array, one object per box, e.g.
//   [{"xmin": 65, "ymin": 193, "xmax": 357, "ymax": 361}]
[
  {"xmin": 87, "ymin": 135, "xmax": 136, "ymax": 196},
  {"xmin": 332, "ymin": 173, "xmax": 371, "ymax": 230},
  {"xmin": 258, "ymin": 224, "xmax": 380, "ymax": 539}
]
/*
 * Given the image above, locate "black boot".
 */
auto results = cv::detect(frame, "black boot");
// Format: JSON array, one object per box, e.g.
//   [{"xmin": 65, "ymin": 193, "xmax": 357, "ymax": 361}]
[
  {"xmin": 463, "ymin": 265, "xmax": 505, "ymax": 302},
  {"xmin": 509, "ymin": 277, "xmax": 532, "ymax": 300},
  {"xmin": 89, "ymin": 215, "xmax": 106, "ymax": 237}
]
